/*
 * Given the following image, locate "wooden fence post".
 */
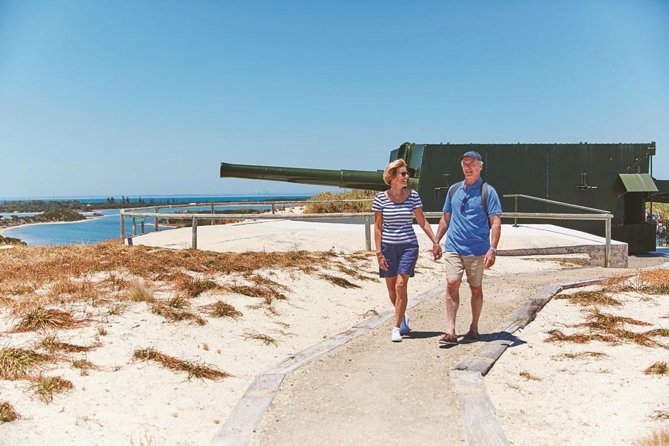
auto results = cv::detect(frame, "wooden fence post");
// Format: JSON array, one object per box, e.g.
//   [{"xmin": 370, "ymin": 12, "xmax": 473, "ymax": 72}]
[
  {"xmin": 154, "ymin": 208, "xmax": 159, "ymax": 232},
  {"xmin": 192, "ymin": 216, "xmax": 198, "ymax": 250}
]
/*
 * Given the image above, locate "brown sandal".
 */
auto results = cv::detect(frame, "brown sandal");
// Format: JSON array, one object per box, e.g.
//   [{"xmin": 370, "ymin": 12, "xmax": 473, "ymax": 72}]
[
  {"xmin": 439, "ymin": 334, "xmax": 458, "ymax": 346},
  {"xmin": 462, "ymin": 331, "xmax": 480, "ymax": 342}
]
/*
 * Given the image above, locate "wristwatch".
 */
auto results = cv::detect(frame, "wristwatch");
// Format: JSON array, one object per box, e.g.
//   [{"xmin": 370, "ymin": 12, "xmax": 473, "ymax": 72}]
[{"xmin": 489, "ymin": 247, "xmax": 497, "ymax": 254}]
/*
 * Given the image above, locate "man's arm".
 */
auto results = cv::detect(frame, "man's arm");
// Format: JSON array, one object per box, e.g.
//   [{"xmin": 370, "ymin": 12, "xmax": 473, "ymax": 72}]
[
  {"xmin": 413, "ymin": 208, "xmax": 442, "ymax": 260},
  {"xmin": 484, "ymin": 215, "xmax": 502, "ymax": 268},
  {"xmin": 435, "ymin": 212, "xmax": 451, "ymax": 244}
]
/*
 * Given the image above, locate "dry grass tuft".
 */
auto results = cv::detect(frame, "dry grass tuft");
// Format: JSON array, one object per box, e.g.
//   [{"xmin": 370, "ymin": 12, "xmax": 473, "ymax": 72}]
[
  {"xmin": 173, "ymin": 274, "xmax": 220, "ymax": 298},
  {"xmin": 634, "ymin": 429, "xmax": 669, "ymax": 446},
  {"xmin": 644, "ymin": 329, "xmax": 669, "ymax": 338},
  {"xmin": 11, "ymin": 307, "xmax": 83, "ymax": 332},
  {"xmin": 643, "ymin": 361, "xmax": 668, "ymax": 375},
  {"xmin": 319, "ymin": 274, "xmax": 361, "ymax": 289},
  {"xmin": 71, "ymin": 359, "xmax": 96, "ymax": 375},
  {"xmin": 544, "ymin": 329, "xmax": 618, "ymax": 345},
  {"xmin": 335, "ymin": 264, "xmax": 377, "ymax": 281},
  {"xmin": 151, "ymin": 303, "xmax": 206, "ymax": 325},
  {"xmin": 30, "ymin": 376, "xmax": 73, "ymax": 403},
  {"xmin": 243, "ymin": 332, "xmax": 277, "ymax": 346},
  {"xmin": 0, "ymin": 401, "xmax": 20, "ymax": 422},
  {"xmin": 554, "ymin": 290, "xmax": 620, "ymax": 306},
  {"xmin": 579, "ymin": 309, "xmax": 651, "ymax": 330},
  {"xmin": 343, "ymin": 252, "xmax": 374, "ymax": 263},
  {"xmin": 0, "ymin": 347, "xmax": 53, "ymax": 380},
  {"xmin": 108, "ymin": 304, "xmax": 125, "ymax": 316},
  {"xmin": 637, "ymin": 270, "xmax": 669, "ymax": 294},
  {"xmin": 126, "ymin": 278, "xmax": 154, "ymax": 303},
  {"xmin": 552, "ymin": 351, "xmax": 608, "ymax": 360},
  {"xmin": 35, "ymin": 334, "xmax": 94, "ymax": 353},
  {"xmin": 167, "ymin": 295, "xmax": 190, "ymax": 309},
  {"xmin": 229, "ymin": 284, "xmax": 287, "ymax": 306},
  {"xmin": 133, "ymin": 348, "xmax": 229, "ymax": 380},
  {"xmin": 650, "ymin": 411, "xmax": 669, "ymax": 421},
  {"xmin": 204, "ymin": 301, "xmax": 242, "ymax": 318},
  {"xmin": 519, "ymin": 371, "xmax": 541, "ymax": 381},
  {"xmin": 48, "ymin": 278, "xmax": 96, "ymax": 301},
  {"xmin": 601, "ymin": 274, "xmax": 635, "ymax": 290},
  {"xmin": 246, "ymin": 274, "xmax": 290, "ymax": 292},
  {"xmin": 100, "ymin": 272, "xmax": 128, "ymax": 291},
  {"xmin": 605, "ymin": 328, "xmax": 657, "ymax": 347}
]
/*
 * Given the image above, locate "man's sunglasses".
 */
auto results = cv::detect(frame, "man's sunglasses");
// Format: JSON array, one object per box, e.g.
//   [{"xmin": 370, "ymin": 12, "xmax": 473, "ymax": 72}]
[
  {"xmin": 461, "ymin": 195, "xmax": 469, "ymax": 214},
  {"xmin": 398, "ymin": 171, "xmax": 409, "ymax": 177}
]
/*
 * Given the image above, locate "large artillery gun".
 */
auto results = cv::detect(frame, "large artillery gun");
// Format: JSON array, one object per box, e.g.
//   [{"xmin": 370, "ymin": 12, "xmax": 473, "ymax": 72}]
[
  {"xmin": 219, "ymin": 162, "xmax": 398, "ymax": 191},
  {"xmin": 221, "ymin": 142, "xmax": 668, "ymax": 253}
]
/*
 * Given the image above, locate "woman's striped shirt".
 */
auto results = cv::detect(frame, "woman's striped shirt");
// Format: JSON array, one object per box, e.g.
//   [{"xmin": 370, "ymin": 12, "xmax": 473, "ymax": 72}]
[{"xmin": 372, "ymin": 190, "xmax": 423, "ymax": 245}]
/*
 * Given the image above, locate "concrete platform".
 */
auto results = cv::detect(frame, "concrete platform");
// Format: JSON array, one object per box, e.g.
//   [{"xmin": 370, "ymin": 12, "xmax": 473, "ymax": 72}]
[
  {"xmin": 495, "ymin": 223, "xmax": 628, "ymax": 268},
  {"xmin": 132, "ymin": 221, "xmax": 628, "ymax": 268}
]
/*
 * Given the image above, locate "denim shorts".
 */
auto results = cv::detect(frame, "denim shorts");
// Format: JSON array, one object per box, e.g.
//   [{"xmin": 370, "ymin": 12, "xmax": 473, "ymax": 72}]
[{"xmin": 380, "ymin": 242, "xmax": 419, "ymax": 278}]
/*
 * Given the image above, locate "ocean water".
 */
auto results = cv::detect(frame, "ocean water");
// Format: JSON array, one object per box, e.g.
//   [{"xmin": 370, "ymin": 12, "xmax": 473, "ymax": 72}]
[{"xmin": 2, "ymin": 195, "xmax": 311, "ymax": 246}]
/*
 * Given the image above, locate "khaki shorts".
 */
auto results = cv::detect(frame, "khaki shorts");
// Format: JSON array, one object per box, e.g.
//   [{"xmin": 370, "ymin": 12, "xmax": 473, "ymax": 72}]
[{"xmin": 443, "ymin": 252, "xmax": 485, "ymax": 286}]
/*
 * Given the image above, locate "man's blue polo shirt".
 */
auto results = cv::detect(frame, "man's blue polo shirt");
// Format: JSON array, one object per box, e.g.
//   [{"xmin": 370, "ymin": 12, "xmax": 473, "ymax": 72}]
[{"xmin": 443, "ymin": 178, "xmax": 502, "ymax": 256}]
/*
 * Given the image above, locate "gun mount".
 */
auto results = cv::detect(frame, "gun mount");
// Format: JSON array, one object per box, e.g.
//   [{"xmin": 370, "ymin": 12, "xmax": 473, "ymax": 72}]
[{"xmin": 221, "ymin": 142, "xmax": 663, "ymax": 253}]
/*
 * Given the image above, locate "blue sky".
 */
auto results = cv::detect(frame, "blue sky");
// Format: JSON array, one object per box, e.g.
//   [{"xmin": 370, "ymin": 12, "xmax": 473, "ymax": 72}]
[{"xmin": 0, "ymin": 0, "xmax": 667, "ymax": 199}]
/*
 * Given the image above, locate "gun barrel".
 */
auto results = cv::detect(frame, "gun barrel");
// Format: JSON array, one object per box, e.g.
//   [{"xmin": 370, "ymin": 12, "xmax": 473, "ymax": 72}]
[{"xmin": 220, "ymin": 162, "xmax": 388, "ymax": 191}]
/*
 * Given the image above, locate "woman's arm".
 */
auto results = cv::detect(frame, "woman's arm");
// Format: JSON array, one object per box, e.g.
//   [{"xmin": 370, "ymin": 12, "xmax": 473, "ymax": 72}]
[
  {"xmin": 414, "ymin": 208, "xmax": 442, "ymax": 260},
  {"xmin": 374, "ymin": 211, "xmax": 388, "ymax": 271}
]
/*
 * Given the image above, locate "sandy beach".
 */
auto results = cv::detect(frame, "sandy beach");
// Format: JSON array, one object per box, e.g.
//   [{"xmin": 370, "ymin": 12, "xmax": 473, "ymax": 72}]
[
  {"xmin": 486, "ymin": 279, "xmax": 669, "ymax": 445},
  {"xmin": 1, "ymin": 219, "xmax": 441, "ymax": 445},
  {"xmin": 0, "ymin": 220, "xmax": 667, "ymax": 445}
]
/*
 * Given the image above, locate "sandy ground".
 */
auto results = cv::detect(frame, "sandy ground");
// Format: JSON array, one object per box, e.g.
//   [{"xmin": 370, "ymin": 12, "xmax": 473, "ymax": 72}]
[
  {"xmin": 1, "ymin": 219, "xmax": 667, "ymax": 445},
  {"xmin": 1, "ymin": 220, "xmax": 441, "ymax": 445},
  {"xmin": 251, "ymin": 264, "xmax": 659, "ymax": 446},
  {"xmin": 486, "ymin": 279, "xmax": 669, "ymax": 445}
]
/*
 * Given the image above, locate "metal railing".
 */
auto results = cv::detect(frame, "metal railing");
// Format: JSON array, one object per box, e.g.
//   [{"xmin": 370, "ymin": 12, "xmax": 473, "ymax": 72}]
[
  {"xmin": 500, "ymin": 194, "xmax": 613, "ymax": 267},
  {"xmin": 120, "ymin": 195, "xmax": 615, "ymax": 267},
  {"xmin": 119, "ymin": 200, "xmax": 374, "ymax": 251}
]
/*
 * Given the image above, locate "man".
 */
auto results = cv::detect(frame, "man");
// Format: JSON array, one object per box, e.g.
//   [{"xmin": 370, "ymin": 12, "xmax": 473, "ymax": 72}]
[
  {"xmin": 658, "ymin": 221, "xmax": 666, "ymax": 247},
  {"xmin": 434, "ymin": 150, "xmax": 502, "ymax": 346}
]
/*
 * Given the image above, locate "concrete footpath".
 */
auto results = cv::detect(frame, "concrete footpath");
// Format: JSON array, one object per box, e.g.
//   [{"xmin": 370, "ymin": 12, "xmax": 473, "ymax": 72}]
[{"xmin": 243, "ymin": 264, "xmax": 643, "ymax": 446}]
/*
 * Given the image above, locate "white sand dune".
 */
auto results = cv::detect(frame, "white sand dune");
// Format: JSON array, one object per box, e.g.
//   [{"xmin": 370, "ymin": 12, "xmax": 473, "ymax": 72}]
[{"xmin": 1, "ymin": 220, "xmax": 666, "ymax": 445}]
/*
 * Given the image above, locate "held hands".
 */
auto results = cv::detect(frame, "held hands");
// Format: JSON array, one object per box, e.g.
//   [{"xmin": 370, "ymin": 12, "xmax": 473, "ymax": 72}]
[{"xmin": 432, "ymin": 242, "xmax": 443, "ymax": 261}]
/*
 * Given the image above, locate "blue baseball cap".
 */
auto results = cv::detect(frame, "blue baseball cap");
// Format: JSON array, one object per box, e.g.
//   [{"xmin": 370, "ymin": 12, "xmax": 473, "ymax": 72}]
[{"xmin": 459, "ymin": 150, "xmax": 482, "ymax": 161}]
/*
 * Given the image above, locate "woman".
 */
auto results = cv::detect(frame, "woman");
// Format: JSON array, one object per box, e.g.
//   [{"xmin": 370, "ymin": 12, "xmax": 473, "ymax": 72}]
[{"xmin": 373, "ymin": 159, "xmax": 442, "ymax": 342}]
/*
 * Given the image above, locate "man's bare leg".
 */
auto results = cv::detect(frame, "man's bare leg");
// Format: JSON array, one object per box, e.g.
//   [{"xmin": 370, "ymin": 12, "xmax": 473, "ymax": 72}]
[
  {"xmin": 445, "ymin": 278, "xmax": 461, "ymax": 337},
  {"xmin": 468, "ymin": 285, "xmax": 483, "ymax": 335}
]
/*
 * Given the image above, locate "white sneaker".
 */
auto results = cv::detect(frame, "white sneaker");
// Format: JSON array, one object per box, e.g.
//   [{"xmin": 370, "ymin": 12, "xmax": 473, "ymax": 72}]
[{"xmin": 391, "ymin": 327, "xmax": 402, "ymax": 342}]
